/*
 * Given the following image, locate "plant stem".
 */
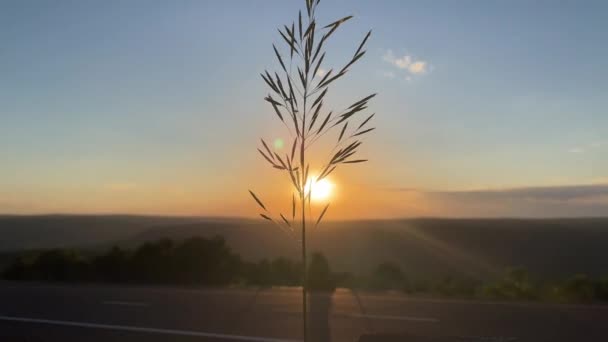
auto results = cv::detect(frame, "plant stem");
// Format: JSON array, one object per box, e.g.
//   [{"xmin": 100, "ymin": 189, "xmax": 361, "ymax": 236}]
[
  {"xmin": 301, "ymin": 51, "xmax": 309, "ymax": 341},
  {"xmin": 301, "ymin": 192, "xmax": 307, "ymax": 342}
]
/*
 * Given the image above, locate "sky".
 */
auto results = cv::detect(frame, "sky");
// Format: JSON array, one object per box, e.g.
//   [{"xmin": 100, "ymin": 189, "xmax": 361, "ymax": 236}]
[{"xmin": 1, "ymin": 0, "xmax": 607, "ymax": 218}]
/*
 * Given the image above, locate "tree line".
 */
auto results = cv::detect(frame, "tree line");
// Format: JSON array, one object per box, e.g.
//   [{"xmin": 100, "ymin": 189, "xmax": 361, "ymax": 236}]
[
  {"xmin": 3, "ymin": 236, "xmax": 608, "ymax": 302},
  {"xmin": 1, "ymin": 236, "xmax": 334, "ymax": 291}
]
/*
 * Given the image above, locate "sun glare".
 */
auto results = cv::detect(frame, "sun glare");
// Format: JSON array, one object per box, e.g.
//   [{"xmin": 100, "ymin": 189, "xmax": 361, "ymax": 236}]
[{"xmin": 304, "ymin": 177, "xmax": 334, "ymax": 202}]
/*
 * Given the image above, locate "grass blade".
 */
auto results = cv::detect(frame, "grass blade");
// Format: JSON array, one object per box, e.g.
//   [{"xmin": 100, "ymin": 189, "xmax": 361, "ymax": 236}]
[
  {"xmin": 354, "ymin": 30, "xmax": 372, "ymax": 57},
  {"xmin": 273, "ymin": 44, "xmax": 287, "ymax": 72},
  {"xmin": 298, "ymin": 11, "xmax": 303, "ymax": 41},
  {"xmin": 270, "ymin": 102, "xmax": 284, "ymax": 122},
  {"xmin": 348, "ymin": 93, "xmax": 377, "ymax": 110},
  {"xmin": 280, "ymin": 213, "xmax": 291, "ymax": 227},
  {"xmin": 261, "ymin": 73, "xmax": 279, "ymax": 94},
  {"xmin": 316, "ymin": 69, "xmax": 333, "ymax": 88},
  {"xmin": 338, "ymin": 122, "xmax": 348, "ymax": 142},
  {"xmin": 357, "ymin": 113, "xmax": 375, "ymax": 131},
  {"xmin": 315, "ymin": 203, "xmax": 330, "ymax": 228},
  {"xmin": 308, "ymin": 101, "xmax": 322, "ymax": 132},
  {"xmin": 261, "ymin": 139, "xmax": 274, "ymax": 159},
  {"xmin": 290, "ymin": 137, "xmax": 298, "ymax": 163},
  {"xmin": 291, "ymin": 22, "xmax": 296, "ymax": 58},
  {"xmin": 258, "ymin": 148, "xmax": 276, "ymax": 166},
  {"xmin": 292, "ymin": 193, "xmax": 296, "ymax": 219},
  {"xmin": 312, "ymin": 52, "xmax": 325, "ymax": 79},
  {"xmin": 323, "ymin": 15, "xmax": 353, "ymax": 29},
  {"xmin": 264, "ymin": 95, "xmax": 282, "ymax": 107},
  {"xmin": 249, "ymin": 190, "xmax": 267, "ymax": 211},
  {"xmin": 274, "ymin": 153, "xmax": 287, "ymax": 169},
  {"xmin": 318, "ymin": 70, "xmax": 345, "ymax": 88},
  {"xmin": 316, "ymin": 111, "xmax": 332, "ymax": 134},
  {"xmin": 311, "ymin": 88, "xmax": 327, "ymax": 109},
  {"xmin": 353, "ymin": 127, "xmax": 375, "ymax": 137}
]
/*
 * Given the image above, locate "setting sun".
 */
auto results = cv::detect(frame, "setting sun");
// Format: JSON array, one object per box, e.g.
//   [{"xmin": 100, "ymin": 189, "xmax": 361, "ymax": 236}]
[{"xmin": 304, "ymin": 178, "xmax": 334, "ymax": 202}]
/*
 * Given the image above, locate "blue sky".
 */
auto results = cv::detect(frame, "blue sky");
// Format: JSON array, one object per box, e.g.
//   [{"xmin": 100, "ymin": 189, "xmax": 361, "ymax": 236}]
[{"xmin": 1, "ymin": 0, "xmax": 607, "ymax": 217}]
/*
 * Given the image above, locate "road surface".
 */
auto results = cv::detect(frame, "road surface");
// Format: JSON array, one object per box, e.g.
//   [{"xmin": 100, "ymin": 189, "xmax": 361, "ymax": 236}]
[{"xmin": 0, "ymin": 282, "xmax": 606, "ymax": 341}]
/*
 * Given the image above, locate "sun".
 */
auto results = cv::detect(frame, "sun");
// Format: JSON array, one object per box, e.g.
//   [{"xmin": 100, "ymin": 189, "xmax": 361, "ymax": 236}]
[{"xmin": 304, "ymin": 177, "xmax": 334, "ymax": 202}]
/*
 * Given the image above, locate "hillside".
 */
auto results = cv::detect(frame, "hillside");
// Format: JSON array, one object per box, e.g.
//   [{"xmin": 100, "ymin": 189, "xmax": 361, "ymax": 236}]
[
  {"xmin": 1, "ymin": 215, "xmax": 607, "ymax": 279},
  {"xmin": 0, "ymin": 215, "xmax": 204, "ymax": 251}
]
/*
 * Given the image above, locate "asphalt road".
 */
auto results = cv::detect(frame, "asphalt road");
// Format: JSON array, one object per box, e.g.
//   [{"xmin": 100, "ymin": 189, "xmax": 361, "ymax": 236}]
[{"xmin": 0, "ymin": 282, "xmax": 607, "ymax": 342}]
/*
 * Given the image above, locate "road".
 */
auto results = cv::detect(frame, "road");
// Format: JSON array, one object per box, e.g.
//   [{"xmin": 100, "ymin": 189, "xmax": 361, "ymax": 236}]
[{"xmin": 0, "ymin": 282, "xmax": 607, "ymax": 341}]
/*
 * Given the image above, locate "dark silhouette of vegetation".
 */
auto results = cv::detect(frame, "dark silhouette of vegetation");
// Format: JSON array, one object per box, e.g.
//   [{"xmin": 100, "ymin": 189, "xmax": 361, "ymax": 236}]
[
  {"xmin": 369, "ymin": 262, "xmax": 407, "ymax": 291},
  {"xmin": 2, "ymin": 237, "xmax": 328, "ymax": 290},
  {"xmin": 3, "ymin": 237, "xmax": 241, "ymax": 286},
  {"xmin": 4, "ymin": 216, "xmax": 608, "ymax": 282},
  {"xmin": 250, "ymin": 0, "xmax": 376, "ymax": 339},
  {"xmin": 483, "ymin": 267, "xmax": 537, "ymax": 300},
  {"xmin": 4, "ymin": 237, "xmax": 608, "ymax": 304}
]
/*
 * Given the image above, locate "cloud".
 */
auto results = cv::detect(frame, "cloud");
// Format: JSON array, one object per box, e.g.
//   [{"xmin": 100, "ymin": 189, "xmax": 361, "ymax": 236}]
[
  {"xmin": 408, "ymin": 61, "xmax": 428, "ymax": 74},
  {"xmin": 569, "ymin": 147, "xmax": 585, "ymax": 153},
  {"xmin": 389, "ymin": 184, "xmax": 608, "ymax": 201},
  {"xmin": 386, "ymin": 184, "xmax": 608, "ymax": 217},
  {"xmin": 316, "ymin": 68, "xmax": 327, "ymax": 77},
  {"xmin": 568, "ymin": 140, "xmax": 605, "ymax": 154},
  {"xmin": 432, "ymin": 184, "xmax": 608, "ymax": 202},
  {"xmin": 383, "ymin": 51, "xmax": 411, "ymax": 69},
  {"xmin": 383, "ymin": 49, "xmax": 430, "ymax": 76}
]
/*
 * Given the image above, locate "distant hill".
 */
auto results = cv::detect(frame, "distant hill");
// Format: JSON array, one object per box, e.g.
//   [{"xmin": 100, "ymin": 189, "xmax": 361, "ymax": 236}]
[
  {"xmin": 0, "ymin": 215, "xmax": 204, "ymax": 251},
  {"xmin": 1, "ymin": 215, "xmax": 607, "ymax": 279}
]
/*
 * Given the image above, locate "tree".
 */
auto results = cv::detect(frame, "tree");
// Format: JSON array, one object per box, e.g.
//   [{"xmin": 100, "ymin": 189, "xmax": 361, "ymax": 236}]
[
  {"xmin": 249, "ymin": 1, "xmax": 376, "ymax": 339},
  {"xmin": 370, "ymin": 262, "xmax": 406, "ymax": 290}
]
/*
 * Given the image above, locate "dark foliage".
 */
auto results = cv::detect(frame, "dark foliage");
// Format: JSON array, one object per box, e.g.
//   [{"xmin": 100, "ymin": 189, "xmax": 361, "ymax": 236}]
[
  {"xmin": 368, "ymin": 262, "xmax": 407, "ymax": 291},
  {"xmin": 4, "ymin": 237, "xmax": 608, "ymax": 303},
  {"xmin": 3, "ymin": 236, "xmax": 242, "ymax": 286},
  {"xmin": 2, "ymin": 236, "xmax": 309, "ymax": 289}
]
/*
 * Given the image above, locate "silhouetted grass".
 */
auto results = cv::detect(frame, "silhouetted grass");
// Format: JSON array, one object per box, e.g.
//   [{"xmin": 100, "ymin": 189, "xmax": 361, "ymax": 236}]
[{"xmin": 251, "ymin": 1, "xmax": 377, "ymax": 339}]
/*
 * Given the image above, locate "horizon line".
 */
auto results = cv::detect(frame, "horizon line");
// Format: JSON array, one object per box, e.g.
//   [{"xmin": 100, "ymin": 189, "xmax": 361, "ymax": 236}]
[{"xmin": 1, "ymin": 213, "xmax": 607, "ymax": 221}]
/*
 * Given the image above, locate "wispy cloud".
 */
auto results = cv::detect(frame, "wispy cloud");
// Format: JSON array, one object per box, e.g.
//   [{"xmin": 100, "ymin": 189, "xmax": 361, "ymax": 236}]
[
  {"xmin": 382, "ymin": 49, "xmax": 430, "ymax": 77},
  {"xmin": 388, "ymin": 184, "xmax": 608, "ymax": 201},
  {"xmin": 569, "ymin": 147, "xmax": 585, "ymax": 153},
  {"xmin": 431, "ymin": 184, "xmax": 608, "ymax": 202},
  {"xmin": 567, "ymin": 140, "xmax": 605, "ymax": 154},
  {"xmin": 316, "ymin": 68, "xmax": 327, "ymax": 77},
  {"xmin": 386, "ymin": 184, "xmax": 608, "ymax": 217}
]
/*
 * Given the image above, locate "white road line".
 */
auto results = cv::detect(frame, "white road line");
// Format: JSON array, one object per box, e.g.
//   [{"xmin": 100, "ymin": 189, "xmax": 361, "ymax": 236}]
[
  {"xmin": 0, "ymin": 316, "xmax": 301, "ymax": 342},
  {"xmin": 102, "ymin": 301, "xmax": 148, "ymax": 307},
  {"xmin": 344, "ymin": 313, "xmax": 439, "ymax": 323}
]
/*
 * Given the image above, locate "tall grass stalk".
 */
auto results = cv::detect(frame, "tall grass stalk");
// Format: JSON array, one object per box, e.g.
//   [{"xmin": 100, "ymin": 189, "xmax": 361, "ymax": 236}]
[{"xmin": 249, "ymin": 1, "xmax": 376, "ymax": 340}]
